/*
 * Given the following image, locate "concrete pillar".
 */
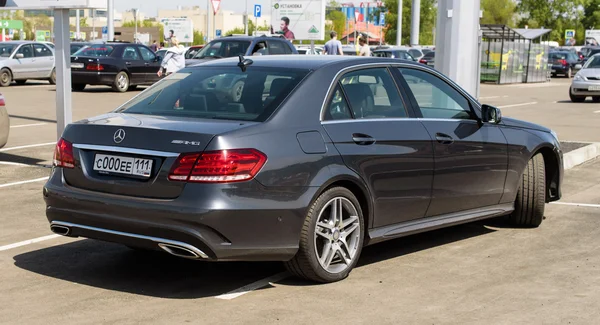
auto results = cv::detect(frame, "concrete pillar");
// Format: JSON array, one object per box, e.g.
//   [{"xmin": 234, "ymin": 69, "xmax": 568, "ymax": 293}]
[
  {"xmin": 107, "ymin": 0, "xmax": 114, "ymax": 41},
  {"xmin": 396, "ymin": 0, "xmax": 402, "ymax": 46},
  {"xmin": 410, "ymin": 0, "xmax": 420, "ymax": 45},
  {"xmin": 435, "ymin": 0, "xmax": 480, "ymax": 97}
]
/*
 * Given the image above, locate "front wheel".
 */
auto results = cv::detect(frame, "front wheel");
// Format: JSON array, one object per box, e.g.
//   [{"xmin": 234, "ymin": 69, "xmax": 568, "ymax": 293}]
[
  {"xmin": 72, "ymin": 83, "xmax": 86, "ymax": 91},
  {"xmin": 569, "ymin": 88, "xmax": 586, "ymax": 103},
  {"xmin": 566, "ymin": 67, "xmax": 572, "ymax": 78},
  {"xmin": 112, "ymin": 71, "xmax": 129, "ymax": 93},
  {"xmin": 0, "ymin": 68, "xmax": 12, "ymax": 87},
  {"xmin": 285, "ymin": 187, "xmax": 364, "ymax": 283},
  {"xmin": 508, "ymin": 153, "xmax": 546, "ymax": 227}
]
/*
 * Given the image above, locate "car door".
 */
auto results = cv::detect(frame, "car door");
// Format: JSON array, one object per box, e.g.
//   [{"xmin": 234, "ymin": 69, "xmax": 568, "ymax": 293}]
[
  {"xmin": 32, "ymin": 43, "xmax": 55, "ymax": 78},
  {"xmin": 396, "ymin": 67, "xmax": 508, "ymax": 217},
  {"xmin": 321, "ymin": 67, "xmax": 434, "ymax": 228},
  {"xmin": 121, "ymin": 46, "xmax": 145, "ymax": 84},
  {"xmin": 12, "ymin": 44, "xmax": 36, "ymax": 79},
  {"xmin": 138, "ymin": 45, "xmax": 160, "ymax": 84}
]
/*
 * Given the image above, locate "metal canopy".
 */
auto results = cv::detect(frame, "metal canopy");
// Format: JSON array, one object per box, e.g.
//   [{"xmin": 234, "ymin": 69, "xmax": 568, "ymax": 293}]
[{"xmin": 480, "ymin": 25, "xmax": 551, "ymax": 41}]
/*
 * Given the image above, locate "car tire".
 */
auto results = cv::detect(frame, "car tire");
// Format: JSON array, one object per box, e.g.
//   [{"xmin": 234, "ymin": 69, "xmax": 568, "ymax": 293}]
[
  {"xmin": 48, "ymin": 68, "xmax": 56, "ymax": 85},
  {"xmin": 508, "ymin": 153, "xmax": 546, "ymax": 227},
  {"xmin": 569, "ymin": 88, "xmax": 586, "ymax": 102},
  {"xmin": 566, "ymin": 67, "xmax": 572, "ymax": 78},
  {"xmin": 230, "ymin": 80, "xmax": 244, "ymax": 102},
  {"xmin": 128, "ymin": 85, "xmax": 138, "ymax": 91},
  {"xmin": 0, "ymin": 68, "xmax": 12, "ymax": 87},
  {"xmin": 72, "ymin": 84, "xmax": 86, "ymax": 92},
  {"xmin": 15, "ymin": 80, "xmax": 27, "ymax": 85},
  {"xmin": 112, "ymin": 71, "xmax": 130, "ymax": 93},
  {"xmin": 592, "ymin": 97, "xmax": 600, "ymax": 103},
  {"xmin": 284, "ymin": 187, "xmax": 365, "ymax": 283}
]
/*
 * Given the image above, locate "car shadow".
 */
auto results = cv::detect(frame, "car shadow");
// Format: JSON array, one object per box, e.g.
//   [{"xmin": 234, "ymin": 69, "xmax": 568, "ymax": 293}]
[
  {"xmin": 49, "ymin": 87, "xmax": 146, "ymax": 94},
  {"xmin": 0, "ymin": 152, "xmax": 49, "ymax": 166},
  {"xmin": 11, "ymin": 82, "xmax": 53, "ymax": 87},
  {"xmin": 555, "ymin": 100, "xmax": 598, "ymax": 104},
  {"xmin": 8, "ymin": 114, "xmax": 56, "ymax": 124}
]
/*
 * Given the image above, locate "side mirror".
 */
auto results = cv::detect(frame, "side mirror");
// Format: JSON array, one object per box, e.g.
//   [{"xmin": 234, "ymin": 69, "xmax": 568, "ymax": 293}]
[
  {"xmin": 481, "ymin": 104, "xmax": 502, "ymax": 124},
  {"xmin": 15, "ymin": 53, "xmax": 24, "ymax": 59},
  {"xmin": 575, "ymin": 64, "xmax": 583, "ymax": 69}
]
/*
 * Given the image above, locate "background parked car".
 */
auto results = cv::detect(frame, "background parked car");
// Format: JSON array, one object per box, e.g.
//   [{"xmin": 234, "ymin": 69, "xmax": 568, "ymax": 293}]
[
  {"xmin": 419, "ymin": 51, "xmax": 435, "ymax": 67},
  {"xmin": 0, "ymin": 41, "xmax": 56, "ymax": 87},
  {"xmin": 185, "ymin": 45, "xmax": 204, "ymax": 59},
  {"xmin": 549, "ymin": 51, "xmax": 582, "ymax": 78},
  {"xmin": 0, "ymin": 93, "xmax": 7, "ymax": 148},
  {"xmin": 569, "ymin": 54, "xmax": 600, "ymax": 102},
  {"xmin": 373, "ymin": 48, "xmax": 416, "ymax": 61},
  {"xmin": 70, "ymin": 42, "xmax": 162, "ymax": 92},
  {"xmin": 407, "ymin": 48, "xmax": 425, "ymax": 61},
  {"xmin": 580, "ymin": 46, "xmax": 600, "ymax": 63},
  {"xmin": 71, "ymin": 42, "xmax": 91, "ymax": 55},
  {"xmin": 296, "ymin": 46, "xmax": 323, "ymax": 55}
]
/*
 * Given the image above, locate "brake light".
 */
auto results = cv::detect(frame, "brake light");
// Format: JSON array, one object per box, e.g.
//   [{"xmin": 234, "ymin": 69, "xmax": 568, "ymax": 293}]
[
  {"xmin": 168, "ymin": 149, "xmax": 267, "ymax": 183},
  {"xmin": 558, "ymin": 59, "xmax": 567, "ymax": 66},
  {"xmin": 86, "ymin": 63, "xmax": 104, "ymax": 71},
  {"xmin": 419, "ymin": 58, "xmax": 427, "ymax": 64},
  {"xmin": 53, "ymin": 138, "xmax": 75, "ymax": 168}
]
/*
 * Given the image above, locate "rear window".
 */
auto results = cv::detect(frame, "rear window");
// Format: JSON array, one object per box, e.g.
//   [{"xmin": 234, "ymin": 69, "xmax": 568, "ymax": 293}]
[
  {"xmin": 116, "ymin": 67, "xmax": 309, "ymax": 122},
  {"xmin": 73, "ymin": 44, "xmax": 115, "ymax": 57},
  {"xmin": 550, "ymin": 53, "xmax": 568, "ymax": 60},
  {"xmin": 193, "ymin": 41, "xmax": 251, "ymax": 59},
  {"xmin": 409, "ymin": 49, "xmax": 422, "ymax": 57},
  {"xmin": 423, "ymin": 52, "xmax": 435, "ymax": 58}
]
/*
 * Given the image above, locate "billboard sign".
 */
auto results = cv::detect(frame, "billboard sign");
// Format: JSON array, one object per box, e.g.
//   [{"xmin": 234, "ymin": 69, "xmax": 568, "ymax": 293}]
[
  {"xmin": 0, "ymin": 0, "xmax": 105, "ymax": 8},
  {"xmin": 271, "ymin": 0, "xmax": 326, "ymax": 41},
  {"xmin": 160, "ymin": 18, "xmax": 194, "ymax": 44},
  {"xmin": 585, "ymin": 30, "xmax": 600, "ymax": 46}
]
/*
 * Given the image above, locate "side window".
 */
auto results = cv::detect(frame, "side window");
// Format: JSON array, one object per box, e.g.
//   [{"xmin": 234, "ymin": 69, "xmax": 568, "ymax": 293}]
[
  {"xmin": 33, "ymin": 44, "xmax": 53, "ymax": 57},
  {"xmin": 283, "ymin": 43, "xmax": 293, "ymax": 54},
  {"xmin": 16, "ymin": 45, "xmax": 34, "ymax": 58},
  {"xmin": 122, "ymin": 46, "xmax": 141, "ymax": 60},
  {"xmin": 251, "ymin": 41, "xmax": 267, "ymax": 56},
  {"xmin": 399, "ymin": 68, "xmax": 473, "ymax": 120},
  {"xmin": 324, "ymin": 84, "xmax": 352, "ymax": 121},
  {"xmin": 267, "ymin": 41, "xmax": 286, "ymax": 55},
  {"xmin": 340, "ymin": 68, "xmax": 407, "ymax": 119},
  {"xmin": 139, "ymin": 46, "xmax": 156, "ymax": 61}
]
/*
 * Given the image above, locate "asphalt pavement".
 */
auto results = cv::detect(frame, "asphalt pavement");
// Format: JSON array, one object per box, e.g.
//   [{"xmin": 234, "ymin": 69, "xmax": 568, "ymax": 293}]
[{"xmin": 1, "ymin": 78, "xmax": 599, "ymax": 324}]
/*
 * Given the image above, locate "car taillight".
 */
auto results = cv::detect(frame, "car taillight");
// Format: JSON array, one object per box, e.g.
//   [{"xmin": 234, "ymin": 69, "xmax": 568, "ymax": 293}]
[
  {"xmin": 86, "ymin": 63, "xmax": 104, "ymax": 71},
  {"xmin": 53, "ymin": 138, "xmax": 75, "ymax": 169},
  {"xmin": 168, "ymin": 149, "xmax": 267, "ymax": 183},
  {"xmin": 558, "ymin": 59, "xmax": 567, "ymax": 66},
  {"xmin": 419, "ymin": 59, "xmax": 427, "ymax": 64}
]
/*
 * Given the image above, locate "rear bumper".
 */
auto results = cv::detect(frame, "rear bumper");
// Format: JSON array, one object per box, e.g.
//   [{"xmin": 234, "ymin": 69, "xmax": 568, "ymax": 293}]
[
  {"xmin": 43, "ymin": 169, "xmax": 317, "ymax": 261},
  {"xmin": 71, "ymin": 71, "xmax": 116, "ymax": 85}
]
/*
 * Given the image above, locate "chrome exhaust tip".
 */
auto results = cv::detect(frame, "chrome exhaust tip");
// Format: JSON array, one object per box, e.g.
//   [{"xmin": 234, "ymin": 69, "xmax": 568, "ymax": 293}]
[
  {"xmin": 158, "ymin": 243, "xmax": 206, "ymax": 260},
  {"xmin": 50, "ymin": 225, "xmax": 71, "ymax": 236}
]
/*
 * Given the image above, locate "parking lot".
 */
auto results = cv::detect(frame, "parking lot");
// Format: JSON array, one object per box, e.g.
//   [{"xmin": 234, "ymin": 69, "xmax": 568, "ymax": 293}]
[{"xmin": 1, "ymin": 78, "xmax": 600, "ymax": 324}]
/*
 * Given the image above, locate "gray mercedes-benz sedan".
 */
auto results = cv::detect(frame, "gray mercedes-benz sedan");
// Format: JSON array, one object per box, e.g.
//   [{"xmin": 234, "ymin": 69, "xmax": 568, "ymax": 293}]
[{"xmin": 45, "ymin": 56, "xmax": 563, "ymax": 283}]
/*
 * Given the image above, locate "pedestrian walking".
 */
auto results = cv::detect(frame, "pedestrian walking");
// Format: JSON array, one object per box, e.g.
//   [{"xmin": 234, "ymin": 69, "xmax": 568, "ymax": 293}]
[
  {"xmin": 323, "ymin": 31, "xmax": 343, "ymax": 55},
  {"xmin": 150, "ymin": 40, "xmax": 158, "ymax": 52},
  {"xmin": 358, "ymin": 36, "xmax": 371, "ymax": 57},
  {"xmin": 157, "ymin": 37, "xmax": 186, "ymax": 77}
]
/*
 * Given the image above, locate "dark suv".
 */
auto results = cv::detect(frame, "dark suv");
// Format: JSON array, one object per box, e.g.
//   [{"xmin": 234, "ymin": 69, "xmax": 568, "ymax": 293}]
[{"xmin": 185, "ymin": 35, "xmax": 298, "ymax": 67}]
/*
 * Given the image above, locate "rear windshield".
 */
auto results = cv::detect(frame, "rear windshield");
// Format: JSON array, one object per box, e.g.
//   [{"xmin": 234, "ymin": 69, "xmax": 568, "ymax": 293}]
[
  {"xmin": 73, "ymin": 44, "xmax": 115, "ymax": 57},
  {"xmin": 116, "ymin": 67, "xmax": 309, "ymax": 122},
  {"xmin": 423, "ymin": 51, "xmax": 435, "ymax": 58},
  {"xmin": 0, "ymin": 44, "xmax": 17, "ymax": 57},
  {"xmin": 193, "ymin": 41, "xmax": 251, "ymax": 59},
  {"xmin": 408, "ymin": 49, "xmax": 422, "ymax": 57}
]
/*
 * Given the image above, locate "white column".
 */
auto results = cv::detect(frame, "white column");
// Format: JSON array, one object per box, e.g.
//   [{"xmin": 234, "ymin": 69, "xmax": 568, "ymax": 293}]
[
  {"xmin": 76, "ymin": 9, "xmax": 80, "ymax": 40},
  {"xmin": 410, "ymin": 0, "xmax": 420, "ymax": 45},
  {"xmin": 53, "ymin": 9, "xmax": 72, "ymax": 139},
  {"xmin": 206, "ymin": 0, "xmax": 211, "ymax": 42},
  {"xmin": 107, "ymin": 0, "xmax": 115, "ymax": 41},
  {"xmin": 396, "ymin": 0, "xmax": 402, "ymax": 46}
]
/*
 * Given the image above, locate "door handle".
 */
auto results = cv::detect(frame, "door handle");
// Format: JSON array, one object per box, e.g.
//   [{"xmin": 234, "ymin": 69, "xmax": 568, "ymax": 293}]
[
  {"xmin": 435, "ymin": 133, "xmax": 454, "ymax": 145},
  {"xmin": 352, "ymin": 133, "xmax": 376, "ymax": 145}
]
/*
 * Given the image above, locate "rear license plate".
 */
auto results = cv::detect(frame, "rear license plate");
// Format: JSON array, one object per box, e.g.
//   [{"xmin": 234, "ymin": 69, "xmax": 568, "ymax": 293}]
[
  {"xmin": 588, "ymin": 86, "xmax": 600, "ymax": 91},
  {"xmin": 72, "ymin": 63, "xmax": 84, "ymax": 68},
  {"xmin": 551, "ymin": 69, "xmax": 556, "ymax": 73},
  {"xmin": 93, "ymin": 154, "xmax": 152, "ymax": 178}
]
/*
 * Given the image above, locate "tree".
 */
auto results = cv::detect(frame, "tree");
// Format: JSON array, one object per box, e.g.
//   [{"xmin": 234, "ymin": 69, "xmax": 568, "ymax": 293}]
[
  {"xmin": 517, "ymin": 0, "xmax": 587, "ymax": 44},
  {"xmin": 192, "ymin": 30, "xmax": 205, "ymax": 45},
  {"xmin": 327, "ymin": 10, "xmax": 346, "ymax": 39},
  {"xmin": 123, "ymin": 20, "xmax": 164, "ymax": 43},
  {"xmin": 382, "ymin": 0, "xmax": 436, "ymax": 45},
  {"xmin": 582, "ymin": 0, "xmax": 600, "ymax": 29},
  {"xmin": 481, "ymin": 0, "xmax": 516, "ymax": 26}
]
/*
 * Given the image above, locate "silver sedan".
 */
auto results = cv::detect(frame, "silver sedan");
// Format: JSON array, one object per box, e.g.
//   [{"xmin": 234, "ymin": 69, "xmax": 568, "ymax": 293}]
[
  {"xmin": 0, "ymin": 41, "xmax": 56, "ymax": 87},
  {"xmin": 570, "ymin": 54, "xmax": 600, "ymax": 102}
]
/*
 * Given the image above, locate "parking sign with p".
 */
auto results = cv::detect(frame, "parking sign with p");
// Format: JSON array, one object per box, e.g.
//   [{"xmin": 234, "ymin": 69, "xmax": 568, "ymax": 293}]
[{"xmin": 254, "ymin": 4, "xmax": 261, "ymax": 18}]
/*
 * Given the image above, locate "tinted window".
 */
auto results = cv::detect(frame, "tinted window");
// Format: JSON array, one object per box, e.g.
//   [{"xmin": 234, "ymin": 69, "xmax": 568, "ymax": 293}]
[
  {"xmin": 324, "ymin": 85, "xmax": 352, "ymax": 120},
  {"xmin": 268, "ymin": 41, "xmax": 287, "ymax": 55},
  {"xmin": 33, "ymin": 44, "xmax": 53, "ymax": 57},
  {"xmin": 70, "ymin": 44, "xmax": 86, "ymax": 55},
  {"xmin": 193, "ymin": 41, "xmax": 251, "ymax": 58},
  {"xmin": 584, "ymin": 55, "xmax": 600, "ymax": 68},
  {"xmin": 73, "ymin": 44, "xmax": 115, "ymax": 57},
  {"xmin": 409, "ymin": 49, "xmax": 422, "ymax": 57},
  {"xmin": 16, "ymin": 44, "xmax": 34, "ymax": 58},
  {"xmin": 122, "ymin": 47, "xmax": 141, "ymax": 60},
  {"xmin": 116, "ymin": 67, "xmax": 308, "ymax": 122},
  {"xmin": 399, "ymin": 68, "xmax": 472, "ymax": 120},
  {"xmin": 339, "ymin": 68, "xmax": 407, "ymax": 119},
  {"xmin": 250, "ymin": 41, "xmax": 267, "ymax": 56},
  {"xmin": 423, "ymin": 52, "xmax": 435, "ymax": 59},
  {"xmin": 139, "ymin": 46, "xmax": 156, "ymax": 61}
]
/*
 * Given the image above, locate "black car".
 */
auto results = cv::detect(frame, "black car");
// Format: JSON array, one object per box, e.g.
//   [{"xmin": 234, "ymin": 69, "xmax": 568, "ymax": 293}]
[
  {"xmin": 185, "ymin": 35, "xmax": 297, "ymax": 67},
  {"xmin": 373, "ymin": 49, "xmax": 416, "ymax": 61},
  {"xmin": 71, "ymin": 42, "xmax": 162, "ymax": 92},
  {"xmin": 581, "ymin": 46, "xmax": 600, "ymax": 62},
  {"xmin": 419, "ymin": 51, "xmax": 435, "ymax": 66},
  {"xmin": 549, "ymin": 51, "xmax": 582, "ymax": 78},
  {"xmin": 45, "ymin": 56, "xmax": 563, "ymax": 283}
]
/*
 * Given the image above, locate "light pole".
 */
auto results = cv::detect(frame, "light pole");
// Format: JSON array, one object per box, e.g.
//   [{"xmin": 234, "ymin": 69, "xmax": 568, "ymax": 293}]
[
  {"xmin": 133, "ymin": 8, "xmax": 138, "ymax": 43},
  {"xmin": 396, "ymin": 0, "xmax": 402, "ymax": 46},
  {"xmin": 76, "ymin": 8, "xmax": 80, "ymax": 40},
  {"xmin": 108, "ymin": 0, "xmax": 114, "ymax": 41},
  {"xmin": 244, "ymin": 0, "xmax": 248, "ymax": 35}
]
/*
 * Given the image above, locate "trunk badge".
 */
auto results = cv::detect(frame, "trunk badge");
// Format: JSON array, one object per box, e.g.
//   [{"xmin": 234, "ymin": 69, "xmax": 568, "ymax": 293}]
[{"xmin": 114, "ymin": 129, "xmax": 126, "ymax": 144}]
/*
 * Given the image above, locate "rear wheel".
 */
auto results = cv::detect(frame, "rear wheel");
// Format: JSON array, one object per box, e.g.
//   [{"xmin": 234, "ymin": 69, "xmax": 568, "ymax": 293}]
[
  {"xmin": 112, "ymin": 71, "xmax": 129, "ymax": 93},
  {"xmin": 230, "ymin": 80, "xmax": 244, "ymax": 102},
  {"xmin": 72, "ymin": 83, "xmax": 86, "ymax": 91},
  {"xmin": 566, "ymin": 67, "xmax": 572, "ymax": 78},
  {"xmin": 285, "ymin": 187, "xmax": 364, "ymax": 283},
  {"xmin": 48, "ymin": 68, "xmax": 56, "ymax": 85},
  {"xmin": 592, "ymin": 97, "xmax": 600, "ymax": 103},
  {"xmin": 15, "ymin": 80, "xmax": 27, "ymax": 85},
  {"xmin": 0, "ymin": 68, "xmax": 12, "ymax": 87},
  {"xmin": 508, "ymin": 153, "xmax": 546, "ymax": 227},
  {"xmin": 569, "ymin": 88, "xmax": 586, "ymax": 102}
]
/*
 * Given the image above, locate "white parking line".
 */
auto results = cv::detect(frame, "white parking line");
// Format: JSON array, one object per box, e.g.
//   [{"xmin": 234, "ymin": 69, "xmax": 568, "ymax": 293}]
[
  {"xmin": 215, "ymin": 272, "xmax": 290, "ymax": 300},
  {"xmin": 0, "ymin": 142, "xmax": 55, "ymax": 152},
  {"xmin": 0, "ymin": 161, "xmax": 34, "ymax": 167},
  {"xmin": 0, "ymin": 234, "xmax": 61, "ymax": 252},
  {"xmin": 498, "ymin": 102, "xmax": 538, "ymax": 108},
  {"xmin": 10, "ymin": 123, "xmax": 47, "ymax": 128},
  {"xmin": 0, "ymin": 177, "xmax": 49, "ymax": 188},
  {"xmin": 594, "ymin": 110, "xmax": 600, "ymax": 114},
  {"xmin": 551, "ymin": 202, "xmax": 600, "ymax": 208}
]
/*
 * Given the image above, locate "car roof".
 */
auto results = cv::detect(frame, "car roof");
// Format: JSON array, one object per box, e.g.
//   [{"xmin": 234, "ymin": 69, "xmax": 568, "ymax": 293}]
[
  {"xmin": 0, "ymin": 41, "xmax": 44, "ymax": 44},
  {"xmin": 188, "ymin": 55, "xmax": 420, "ymax": 70},
  {"xmin": 215, "ymin": 35, "xmax": 287, "ymax": 41}
]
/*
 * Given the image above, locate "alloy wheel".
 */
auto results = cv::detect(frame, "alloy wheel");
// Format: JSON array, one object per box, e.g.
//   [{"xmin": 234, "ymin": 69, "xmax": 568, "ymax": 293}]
[{"xmin": 313, "ymin": 197, "xmax": 361, "ymax": 274}]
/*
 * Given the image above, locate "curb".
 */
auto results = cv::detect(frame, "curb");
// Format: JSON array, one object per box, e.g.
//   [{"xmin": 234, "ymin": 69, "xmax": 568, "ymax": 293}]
[{"xmin": 563, "ymin": 142, "xmax": 600, "ymax": 170}]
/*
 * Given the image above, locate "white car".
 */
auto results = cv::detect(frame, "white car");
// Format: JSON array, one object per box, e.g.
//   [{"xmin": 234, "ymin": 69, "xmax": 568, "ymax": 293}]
[
  {"xmin": 570, "ymin": 54, "xmax": 600, "ymax": 102},
  {"xmin": 0, "ymin": 41, "xmax": 56, "ymax": 87}
]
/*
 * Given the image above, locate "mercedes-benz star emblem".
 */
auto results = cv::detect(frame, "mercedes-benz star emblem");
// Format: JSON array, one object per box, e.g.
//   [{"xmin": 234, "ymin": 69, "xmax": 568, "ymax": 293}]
[{"xmin": 113, "ymin": 129, "xmax": 126, "ymax": 144}]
